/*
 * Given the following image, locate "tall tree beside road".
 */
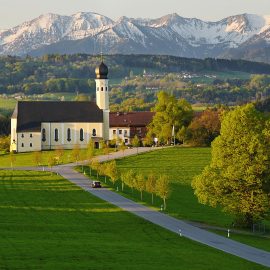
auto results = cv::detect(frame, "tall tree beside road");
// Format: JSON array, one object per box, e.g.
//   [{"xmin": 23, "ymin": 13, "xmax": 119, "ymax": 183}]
[{"xmin": 192, "ymin": 104, "xmax": 270, "ymax": 226}]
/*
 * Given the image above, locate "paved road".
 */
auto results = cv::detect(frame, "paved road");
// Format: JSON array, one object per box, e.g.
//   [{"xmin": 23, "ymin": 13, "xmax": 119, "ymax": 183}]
[{"xmin": 2, "ymin": 147, "xmax": 270, "ymax": 267}]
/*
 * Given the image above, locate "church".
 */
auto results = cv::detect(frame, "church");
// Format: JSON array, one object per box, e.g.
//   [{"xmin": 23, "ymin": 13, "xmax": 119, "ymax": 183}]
[{"xmin": 10, "ymin": 61, "xmax": 110, "ymax": 153}]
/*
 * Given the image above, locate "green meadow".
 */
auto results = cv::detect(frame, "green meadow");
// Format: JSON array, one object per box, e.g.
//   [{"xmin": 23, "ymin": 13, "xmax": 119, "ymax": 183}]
[
  {"xmin": 0, "ymin": 170, "xmax": 267, "ymax": 270},
  {"xmin": 0, "ymin": 148, "xmax": 105, "ymax": 167}
]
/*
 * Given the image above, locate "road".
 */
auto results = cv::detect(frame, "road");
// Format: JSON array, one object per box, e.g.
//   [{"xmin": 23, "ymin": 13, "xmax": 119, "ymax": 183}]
[{"xmin": 2, "ymin": 147, "xmax": 270, "ymax": 268}]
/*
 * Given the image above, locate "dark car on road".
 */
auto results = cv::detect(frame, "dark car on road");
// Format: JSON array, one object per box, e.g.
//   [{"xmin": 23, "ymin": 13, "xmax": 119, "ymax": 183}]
[{"xmin": 92, "ymin": 181, "xmax": 102, "ymax": 188}]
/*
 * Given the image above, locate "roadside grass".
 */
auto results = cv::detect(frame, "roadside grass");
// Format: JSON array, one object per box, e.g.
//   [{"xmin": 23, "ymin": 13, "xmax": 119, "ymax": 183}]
[
  {"xmin": 209, "ymin": 230, "xmax": 270, "ymax": 252},
  {"xmin": 0, "ymin": 170, "xmax": 268, "ymax": 270},
  {"xmin": 0, "ymin": 148, "xmax": 105, "ymax": 167}
]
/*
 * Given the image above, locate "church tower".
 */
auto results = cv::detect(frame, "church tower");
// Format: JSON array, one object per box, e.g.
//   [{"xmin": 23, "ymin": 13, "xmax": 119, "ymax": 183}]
[{"xmin": 95, "ymin": 61, "xmax": 110, "ymax": 141}]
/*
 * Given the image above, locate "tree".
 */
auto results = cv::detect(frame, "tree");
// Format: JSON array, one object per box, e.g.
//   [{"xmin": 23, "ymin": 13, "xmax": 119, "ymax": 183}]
[
  {"xmin": 54, "ymin": 146, "xmax": 64, "ymax": 164},
  {"xmin": 47, "ymin": 153, "xmax": 56, "ymax": 173},
  {"xmin": 72, "ymin": 144, "xmax": 81, "ymax": 164},
  {"xmin": 146, "ymin": 171, "xmax": 156, "ymax": 204},
  {"xmin": 107, "ymin": 160, "xmax": 118, "ymax": 186},
  {"xmin": 122, "ymin": 169, "xmax": 136, "ymax": 193},
  {"xmin": 33, "ymin": 151, "xmax": 42, "ymax": 166},
  {"xmin": 156, "ymin": 174, "xmax": 171, "ymax": 210},
  {"xmin": 86, "ymin": 139, "xmax": 95, "ymax": 175},
  {"xmin": 135, "ymin": 173, "xmax": 145, "ymax": 201},
  {"xmin": 0, "ymin": 135, "xmax": 10, "ymax": 153},
  {"xmin": 9, "ymin": 152, "xmax": 16, "ymax": 168},
  {"xmin": 147, "ymin": 91, "xmax": 193, "ymax": 144},
  {"xmin": 192, "ymin": 104, "xmax": 270, "ymax": 226},
  {"xmin": 119, "ymin": 140, "xmax": 127, "ymax": 156},
  {"xmin": 91, "ymin": 159, "xmax": 100, "ymax": 179},
  {"xmin": 185, "ymin": 108, "xmax": 222, "ymax": 146},
  {"xmin": 132, "ymin": 135, "xmax": 140, "ymax": 154}
]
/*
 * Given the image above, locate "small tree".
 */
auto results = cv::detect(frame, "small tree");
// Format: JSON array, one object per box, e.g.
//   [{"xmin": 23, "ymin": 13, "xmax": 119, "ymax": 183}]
[
  {"xmin": 119, "ymin": 140, "xmax": 127, "ymax": 156},
  {"xmin": 72, "ymin": 144, "xmax": 81, "ymax": 164},
  {"xmin": 136, "ymin": 173, "xmax": 145, "ymax": 201},
  {"xmin": 91, "ymin": 159, "xmax": 100, "ymax": 179},
  {"xmin": 156, "ymin": 174, "xmax": 171, "ymax": 210},
  {"xmin": 87, "ymin": 139, "xmax": 95, "ymax": 161},
  {"xmin": 54, "ymin": 146, "xmax": 64, "ymax": 164},
  {"xmin": 146, "ymin": 171, "xmax": 156, "ymax": 204},
  {"xmin": 107, "ymin": 160, "xmax": 118, "ymax": 186},
  {"xmin": 132, "ymin": 135, "xmax": 140, "ymax": 154},
  {"xmin": 33, "ymin": 151, "xmax": 42, "ymax": 167},
  {"xmin": 9, "ymin": 152, "xmax": 16, "ymax": 169},
  {"xmin": 47, "ymin": 153, "xmax": 56, "ymax": 174},
  {"xmin": 125, "ymin": 169, "xmax": 136, "ymax": 194}
]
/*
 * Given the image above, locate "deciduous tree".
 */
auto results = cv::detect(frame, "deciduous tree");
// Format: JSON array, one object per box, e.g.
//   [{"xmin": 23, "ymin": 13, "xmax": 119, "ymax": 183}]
[
  {"xmin": 156, "ymin": 174, "xmax": 171, "ymax": 210},
  {"xmin": 192, "ymin": 104, "xmax": 270, "ymax": 226}
]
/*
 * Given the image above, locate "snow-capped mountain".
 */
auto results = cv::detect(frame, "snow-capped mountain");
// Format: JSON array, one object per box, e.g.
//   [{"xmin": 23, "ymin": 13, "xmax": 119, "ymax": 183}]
[{"xmin": 0, "ymin": 12, "xmax": 270, "ymax": 62}]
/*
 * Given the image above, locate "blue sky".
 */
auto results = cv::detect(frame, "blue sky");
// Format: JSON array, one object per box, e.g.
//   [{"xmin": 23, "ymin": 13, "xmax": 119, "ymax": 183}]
[{"xmin": 0, "ymin": 0, "xmax": 269, "ymax": 29}]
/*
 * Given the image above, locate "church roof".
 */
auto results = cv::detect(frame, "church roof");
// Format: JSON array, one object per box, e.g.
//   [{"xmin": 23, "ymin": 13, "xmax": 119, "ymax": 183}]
[
  {"xmin": 13, "ymin": 101, "xmax": 103, "ymax": 132},
  {"xmin": 110, "ymin": 112, "xmax": 155, "ymax": 127}
]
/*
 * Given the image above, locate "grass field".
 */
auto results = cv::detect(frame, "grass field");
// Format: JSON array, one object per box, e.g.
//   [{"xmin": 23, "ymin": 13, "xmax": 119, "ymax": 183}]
[
  {"xmin": 80, "ymin": 147, "xmax": 270, "ymax": 252},
  {"xmin": 0, "ymin": 170, "xmax": 268, "ymax": 270},
  {"xmin": 114, "ymin": 147, "xmax": 233, "ymax": 227},
  {"xmin": 0, "ymin": 148, "xmax": 105, "ymax": 167}
]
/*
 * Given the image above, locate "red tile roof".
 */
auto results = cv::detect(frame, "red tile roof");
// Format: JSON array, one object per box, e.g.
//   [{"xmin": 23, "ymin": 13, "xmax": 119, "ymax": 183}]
[{"xmin": 110, "ymin": 112, "xmax": 155, "ymax": 127}]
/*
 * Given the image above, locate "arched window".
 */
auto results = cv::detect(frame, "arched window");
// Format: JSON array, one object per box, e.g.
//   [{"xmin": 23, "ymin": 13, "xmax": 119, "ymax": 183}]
[
  {"xmin": 30, "ymin": 143, "xmax": 32, "ymax": 147},
  {"xmin": 92, "ymin": 129, "xmax": 96, "ymax": 137},
  {"xmin": 21, "ymin": 143, "xmax": 24, "ymax": 147},
  {"xmin": 54, "ymin": 129, "xmax": 59, "ymax": 142},
  {"xmin": 67, "ymin": 128, "xmax": 71, "ymax": 142},
  {"xmin": 80, "ymin": 128, "xmax": 84, "ymax": 141},
  {"xmin": 42, "ymin": 128, "xmax": 46, "ymax": 142},
  {"xmin": 101, "ymin": 87, "xmax": 104, "ymax": 91}
]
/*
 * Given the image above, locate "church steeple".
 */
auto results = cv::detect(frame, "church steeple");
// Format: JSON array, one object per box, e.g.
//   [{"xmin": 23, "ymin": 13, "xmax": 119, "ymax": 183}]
[{"xmin": 95, "ymin": 60, "xmax": 110, "ymax": 140}]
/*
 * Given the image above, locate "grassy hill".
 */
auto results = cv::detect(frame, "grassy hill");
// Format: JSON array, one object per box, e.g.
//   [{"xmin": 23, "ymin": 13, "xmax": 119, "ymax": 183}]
[{"xmin": 0, "ymin": 170, "xmax": 267, "ymax": 270}]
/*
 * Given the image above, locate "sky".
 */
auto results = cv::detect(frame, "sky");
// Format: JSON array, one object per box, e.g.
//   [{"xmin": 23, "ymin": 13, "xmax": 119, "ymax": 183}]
[{"xmin": 0, "ymin": 0, "xmax": 269, "ymax": 29}]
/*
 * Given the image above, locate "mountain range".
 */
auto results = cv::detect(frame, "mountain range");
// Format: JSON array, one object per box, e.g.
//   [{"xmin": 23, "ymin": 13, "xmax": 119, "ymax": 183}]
[{"xmin": 0, "ymin": 12, "xmax": 270, "ymax": 63}]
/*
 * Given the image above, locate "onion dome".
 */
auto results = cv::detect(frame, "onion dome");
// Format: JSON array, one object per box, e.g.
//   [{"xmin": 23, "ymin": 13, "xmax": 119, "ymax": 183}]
[{"xmin": 95, "ymin": 61, "xmax": 108, "ymax": 79}]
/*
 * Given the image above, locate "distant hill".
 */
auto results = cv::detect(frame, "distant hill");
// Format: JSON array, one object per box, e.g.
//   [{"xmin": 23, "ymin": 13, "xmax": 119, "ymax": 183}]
[{"xmin": 0, "ymin": 12, "xmax": 270, "ymax": 63}]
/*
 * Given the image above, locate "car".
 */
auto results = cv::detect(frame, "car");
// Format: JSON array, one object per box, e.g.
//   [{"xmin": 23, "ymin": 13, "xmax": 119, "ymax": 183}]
[{"xmin": 92, "ymin": 181, "xmax": 102, "ymax": 188}]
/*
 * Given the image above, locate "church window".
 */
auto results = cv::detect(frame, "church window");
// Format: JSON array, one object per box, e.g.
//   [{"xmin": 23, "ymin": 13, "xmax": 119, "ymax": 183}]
[
  {"xmin": 92, "ymin": 129, "xmax": 96, "ymax": 137},
  {"xmin": 30, "ymin": 143, "xmax": 32, "ymax": 147},
  {"xmin": 21, "ymin": 134, "xmax": 24, "ymax": 138},
  {"xmin": 30, "ymin": 134, "xmax": 33, "ymax": 138},
  {"xmin": 42, "ymin": 129, "xmax": 46, "ymax": 142},
  {"xmin": 101, "ymin": 87, "xmax": 104, "ymax": 91},
  {"xmin": 54, "ymin": 129, "xmax": 59, "ymax": 142},
  {"xmin": 67, "ymin": 128, "xmax": 71, "ymax": 142},
  {"xmin": 80, "ymin": 128, "xmax": 84, "ymax": 141},
  {"xmin": 21, "ymin": 143, "xmax": 24, "ymax": 147}
]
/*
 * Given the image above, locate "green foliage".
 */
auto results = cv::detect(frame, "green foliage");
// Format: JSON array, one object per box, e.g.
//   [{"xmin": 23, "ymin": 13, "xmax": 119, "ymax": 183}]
[
  {"xmin": 192, "ymin": 104, "xmax": 270, "ymax": 226},
  {"xmin": 147, "ymin": 91, "xmax": 193, "ymax": 144},
  {"xmin": 156, "ymin": 174, "xmax": 171, "ymax": 210},
  {"xmin": 0, "ymin": 135, "xmax": 10, "ymax": 153}
]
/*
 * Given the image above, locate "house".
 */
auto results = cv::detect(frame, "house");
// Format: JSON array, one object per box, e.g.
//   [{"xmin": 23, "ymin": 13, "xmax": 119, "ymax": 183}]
[{"xmin": 109, "ymin": 111, "xmax": 155, "ymax": 145}]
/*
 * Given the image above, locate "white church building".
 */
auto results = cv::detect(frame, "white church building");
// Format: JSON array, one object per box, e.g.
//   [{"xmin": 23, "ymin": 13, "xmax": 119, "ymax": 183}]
[{"xmin": 10, "ymin": 61, "xmax": 110, "ymax": 153}]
